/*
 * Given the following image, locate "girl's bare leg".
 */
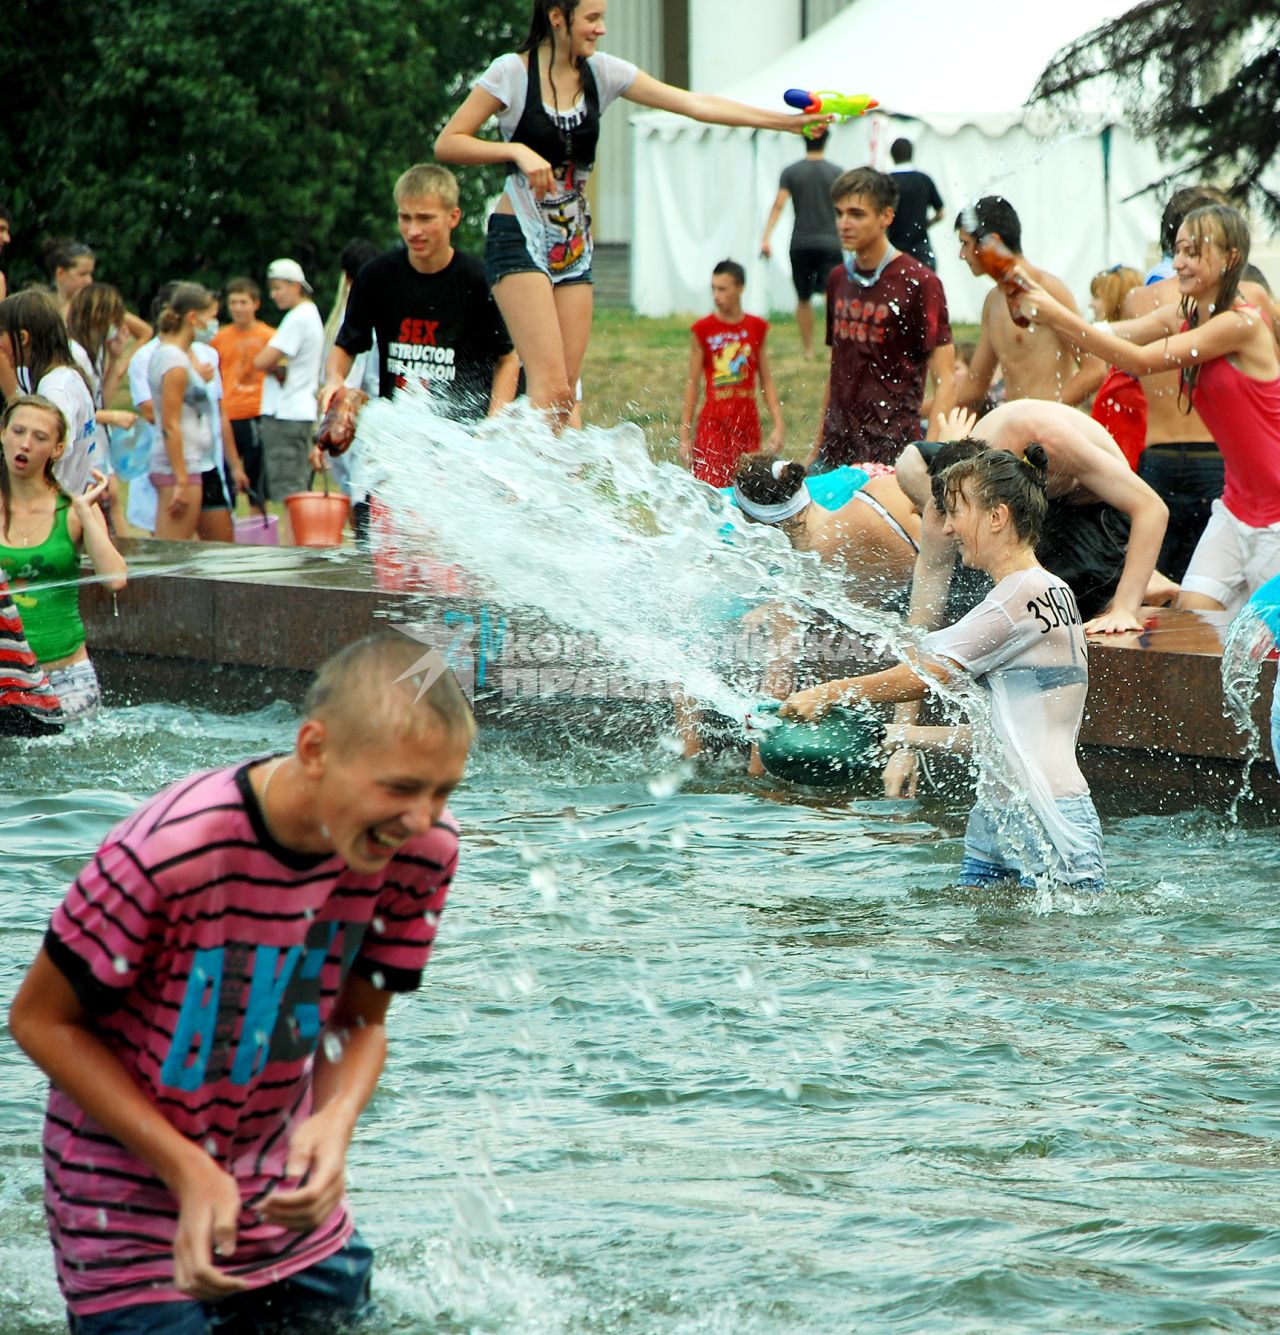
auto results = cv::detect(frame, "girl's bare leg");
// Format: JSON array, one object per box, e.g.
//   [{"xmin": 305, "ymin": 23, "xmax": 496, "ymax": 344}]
[
  {"xmin": 197, "ymin": 508, "xmax": 234, "ymax": 542},
  {"xmin": 152, "ymin": 484, "xmax": 201, "ymax": 540},
  {"xmin": 492, "ymin": 271, "xmax": 574, "ymax": 429},
  {"xmin": 554, "ymin": 281, "xmax": 594, "ymax": 424}
]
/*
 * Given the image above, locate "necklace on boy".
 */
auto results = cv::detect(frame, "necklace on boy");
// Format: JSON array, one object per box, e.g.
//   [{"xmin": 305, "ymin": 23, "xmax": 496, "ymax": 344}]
[{"xmin": 845, "ymin": 245, "xmax": 898, "ymax": 288}]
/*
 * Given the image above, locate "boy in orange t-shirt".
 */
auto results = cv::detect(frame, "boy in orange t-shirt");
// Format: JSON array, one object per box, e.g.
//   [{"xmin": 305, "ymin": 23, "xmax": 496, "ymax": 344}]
[{"xmin": 211, "ymin": 277, "xmax": 275, "ymax": 497}]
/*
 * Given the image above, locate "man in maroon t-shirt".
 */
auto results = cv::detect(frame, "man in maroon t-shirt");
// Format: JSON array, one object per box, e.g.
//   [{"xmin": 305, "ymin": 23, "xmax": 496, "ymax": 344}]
[{"xmin": 804, "ymin": 167, "xmax": 955, "ymax": 472}]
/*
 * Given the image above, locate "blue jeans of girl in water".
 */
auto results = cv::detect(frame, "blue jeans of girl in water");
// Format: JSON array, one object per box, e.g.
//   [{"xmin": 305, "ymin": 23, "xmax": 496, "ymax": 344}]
[
  {"xmin": 957, "ymin": 795, "xmax": 1106, "ymax": 893},
  {"xmin": 66, "ymin": 1233, "xmax": 373, "ymax": 1335}
]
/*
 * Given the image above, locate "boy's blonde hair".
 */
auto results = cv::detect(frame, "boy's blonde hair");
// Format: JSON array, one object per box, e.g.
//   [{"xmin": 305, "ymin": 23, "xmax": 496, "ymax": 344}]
[{"xmin": 394, "ymin": 164, "xmax": 460, "ymax": 210}]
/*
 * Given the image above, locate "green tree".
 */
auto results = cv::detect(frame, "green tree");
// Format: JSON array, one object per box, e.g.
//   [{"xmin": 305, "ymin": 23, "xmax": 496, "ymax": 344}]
[
  {"xmin": 0, "ymin": 0, "xmax": 525, "ymax": 312},
  {"xmin": 1031, "ymin": 1, "xmax": 1280, "ymax": 223}
]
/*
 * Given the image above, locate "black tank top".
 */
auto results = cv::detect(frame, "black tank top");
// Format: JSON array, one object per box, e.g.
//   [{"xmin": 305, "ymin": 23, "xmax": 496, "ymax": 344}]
[{"xmin": 509, "ymin": 51, "xmax": 601, "ymax": 174}]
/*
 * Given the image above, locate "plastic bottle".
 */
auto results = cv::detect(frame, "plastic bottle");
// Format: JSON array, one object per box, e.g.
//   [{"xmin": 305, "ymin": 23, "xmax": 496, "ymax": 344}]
[{"xmin": 975, "ymin": 235, "xmax": 1032, "ymax": 328}]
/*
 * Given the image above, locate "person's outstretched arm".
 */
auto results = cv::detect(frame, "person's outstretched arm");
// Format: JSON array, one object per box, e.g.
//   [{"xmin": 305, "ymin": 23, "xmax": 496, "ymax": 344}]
[
  {"xmin": 623, "ymin": 72, "xmax": 827, "ymax": 135},
  {"xmin": 1016, "ymin": 279, "xmax": 1260, "ymax": 378},
  {"xmin": 1048, "ymin": 427, "xmax": 1169, "ymax": 634},
  {"xmin": 781, "ymin": 658, "xmax": 943, "ymax": 720}
]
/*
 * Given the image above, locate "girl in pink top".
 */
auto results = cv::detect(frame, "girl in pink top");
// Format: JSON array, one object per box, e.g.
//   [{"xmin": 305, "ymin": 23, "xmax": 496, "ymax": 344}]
[{"xmin": 1017, "ymin": 203, "xmax": 1280, "ymax": 615}]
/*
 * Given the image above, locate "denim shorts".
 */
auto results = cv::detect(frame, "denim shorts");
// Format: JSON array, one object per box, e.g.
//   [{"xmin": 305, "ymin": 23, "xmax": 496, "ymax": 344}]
[
  {"xmin": 484, "ymin": 212, "xmax": 592, "ymax": 288},
  {"xmin": 958, "ymin": 795, "xmax": 1105, "ymax": 893},
  {"xmin": 66, "ymin": 1231, "xmax": 373, "ymax": 1335},
  {"xmin": 47, "ymin": 658, "xmax": 101, "ymax": 722}
]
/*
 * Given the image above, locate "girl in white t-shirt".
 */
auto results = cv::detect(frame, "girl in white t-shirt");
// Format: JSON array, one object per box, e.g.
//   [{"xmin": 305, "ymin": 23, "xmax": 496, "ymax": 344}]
[
  {"xmin": 435, "ymin": 0, "xmax": 827, "ymax": 430},
  {"xmin": 147, "ymin": 283, "xmax": 232, "ymax": 541},
  {"xmin": 0, "ymin": 291, "xmax": 98, "ymax": 498},
  {"xmin": 782, "ymin": 445, "xmax": 1105, "ymax": 892},
  {"xmin": 67, "ymin": 282, "xmax": 152, "ymax": 535}
]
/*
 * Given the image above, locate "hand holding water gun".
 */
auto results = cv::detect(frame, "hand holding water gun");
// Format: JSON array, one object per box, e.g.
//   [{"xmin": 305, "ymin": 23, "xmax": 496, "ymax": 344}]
[{"xmin": 784, "ymin": 89, "xmax": 878, "ymax": 137}]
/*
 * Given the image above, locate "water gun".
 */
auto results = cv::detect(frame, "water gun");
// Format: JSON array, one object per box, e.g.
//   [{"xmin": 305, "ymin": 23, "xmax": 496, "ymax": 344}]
[{"xmin": 784, "ymin": 88, "xmax": 878, "ymax": 137}]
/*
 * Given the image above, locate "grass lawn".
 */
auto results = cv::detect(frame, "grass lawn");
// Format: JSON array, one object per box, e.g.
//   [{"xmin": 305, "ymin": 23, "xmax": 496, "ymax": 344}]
[{"xmin": 582, "ymin": 308, "xmax": 980, "ymax": 464}]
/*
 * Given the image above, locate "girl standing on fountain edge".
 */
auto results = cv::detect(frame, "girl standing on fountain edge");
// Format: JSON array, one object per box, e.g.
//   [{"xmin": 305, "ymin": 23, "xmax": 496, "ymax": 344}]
[{"xmin": 435, "ymin": 0, "xmax": 829, "ymax": 429}]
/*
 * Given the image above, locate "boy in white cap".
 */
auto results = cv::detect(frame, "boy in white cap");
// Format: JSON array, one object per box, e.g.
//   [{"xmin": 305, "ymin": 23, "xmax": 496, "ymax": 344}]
[{"xmin": 254, "ymin": 259, "xmax": 324, "ymax": 539}]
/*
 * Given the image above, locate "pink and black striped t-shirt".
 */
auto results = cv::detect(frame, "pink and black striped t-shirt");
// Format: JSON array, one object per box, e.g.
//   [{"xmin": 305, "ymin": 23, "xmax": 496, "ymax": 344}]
[{"xmin": 42, "ymin": 759, "xmax": 459, "ymax": 1316}]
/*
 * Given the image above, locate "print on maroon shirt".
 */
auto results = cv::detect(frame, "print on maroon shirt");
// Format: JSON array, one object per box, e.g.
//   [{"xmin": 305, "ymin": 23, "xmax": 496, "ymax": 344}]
[{"xmin": 820, "ymin": 252, "xmax": 952, "ymax": 469}]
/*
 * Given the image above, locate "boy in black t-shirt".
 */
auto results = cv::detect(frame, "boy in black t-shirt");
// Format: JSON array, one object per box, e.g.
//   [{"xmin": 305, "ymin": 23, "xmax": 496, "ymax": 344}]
[
  {"xmin": 885, "ymin": 139, "xmax": 944, "ymax": 271},
  {"xmin": 322, "ymin": 165, "xmax": 517, "ymax": 420}
]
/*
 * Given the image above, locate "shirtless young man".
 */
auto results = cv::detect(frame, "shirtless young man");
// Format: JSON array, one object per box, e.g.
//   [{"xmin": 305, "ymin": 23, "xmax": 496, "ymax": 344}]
[
  {"xmin": 955, "ymin": 196, "xmax": 1104, "ymax": 409},
  {"xmin": 882, "ymin": 401, "xmax": 1168, "ymax": 795}
]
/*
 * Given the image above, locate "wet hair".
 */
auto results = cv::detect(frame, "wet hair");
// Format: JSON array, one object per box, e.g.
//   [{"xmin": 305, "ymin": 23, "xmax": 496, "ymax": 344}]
[
  {"xmin": 923, "ymin": 437, "xmax": 986, "ymax": 514},
  {"xmin": 1159, "ymin": 184, "xmax": 1229, "ymax": 258},
  {"xmin": 955, "ymin": 196, "xmax": 1022, "ymax": 255},
  {"xmin": 340, "ymin": 239, "xmax": 381, "ymax": 284},
  {"xmin": 941, "ymin": 445, "xmax": 1050, "ymax": 545},
  {"xmin": 225, "ymin": 275, "xmax": 261, "ymax": 302},
  {"xmin": 66, "ymin": 282, "xmax": 126, "ymax": 371},
  {"xmin": 889, "ymin": 138, "xmax": 913, "ymax": 164},
  {"xmin": 831, "ymin": 167, "xmax": 899, "ymax": 213},
  {"xmin": 712, "ymin": 259, "xmax": 746, "ymax": 287},
  {"xmin": 42, "ymin": 236, "xmax": 94, "ymax": 279},
  {"xmin": 304, "ymin": 631, "xmax": 477, "ymax": 751},
  {"xmin": 1178, "ymin": 203, "xmax": 1251, "ymax": 405},
  {"xmin": 0, "ymin": 393, "xmax": 69, "ymax": 538},
  {"xmin": 733, "ymin": 452, "xmax": 806, "ymax": 507},
  {"xmin": 156, "ymin": 282, "xmax": 215, "ymax": 335},
  {"xmin": 0, "ymin": 291, "xmax": 91, "ymax": 397},
  {"xmin": 519, "ymin": 0, "xmax": 581, "ymax": 57},
  {"xmin": 1089, "ymin": 265, "xmax": 1142, "ymax": 323},
  {"xmin": 394, "ymin": 163, "xmax": 461, "ymax": 210}
]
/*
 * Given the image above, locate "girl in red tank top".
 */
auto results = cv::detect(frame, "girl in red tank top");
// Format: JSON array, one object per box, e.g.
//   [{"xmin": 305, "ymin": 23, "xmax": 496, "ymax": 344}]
[{"xmin": 1014, "ymin": 203, "xmax": 1280, "ymax": 613}]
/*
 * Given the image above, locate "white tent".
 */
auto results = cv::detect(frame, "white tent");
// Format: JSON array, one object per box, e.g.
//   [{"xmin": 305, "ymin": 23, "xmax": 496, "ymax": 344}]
[{"xmin": 630, "ymin": 0, "xmax": 1182, "ymax": 325}]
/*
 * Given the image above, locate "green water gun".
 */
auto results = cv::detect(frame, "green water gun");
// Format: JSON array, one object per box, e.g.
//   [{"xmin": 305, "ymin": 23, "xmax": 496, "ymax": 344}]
[{"xmin": 784, "ymin": 88, "xmax": 879, "ymax": 137}]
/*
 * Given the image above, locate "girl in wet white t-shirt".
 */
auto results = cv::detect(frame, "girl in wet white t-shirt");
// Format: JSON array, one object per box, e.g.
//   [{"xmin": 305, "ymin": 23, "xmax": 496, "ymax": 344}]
[{"xmin": 783, "ymin": 444, "xmax": 1105, "ymax": 891}]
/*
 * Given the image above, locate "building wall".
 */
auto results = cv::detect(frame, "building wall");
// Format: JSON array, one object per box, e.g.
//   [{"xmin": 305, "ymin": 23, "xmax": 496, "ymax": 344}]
[{"xmin": 592, "ymin": 0, "xmax": 666, "ymax": 243}]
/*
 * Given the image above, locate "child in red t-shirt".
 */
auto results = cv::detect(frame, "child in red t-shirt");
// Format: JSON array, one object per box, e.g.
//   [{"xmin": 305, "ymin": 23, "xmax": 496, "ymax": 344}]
[{"xmin": 679, "ymin": 260, "xmax": 783, "ymax": 487}]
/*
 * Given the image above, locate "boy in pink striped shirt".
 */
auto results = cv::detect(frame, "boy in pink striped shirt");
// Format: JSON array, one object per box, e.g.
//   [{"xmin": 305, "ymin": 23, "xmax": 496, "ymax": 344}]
[{"xmin": 10, "ymin": 633, "xmax": 474, "ymax": 1333}]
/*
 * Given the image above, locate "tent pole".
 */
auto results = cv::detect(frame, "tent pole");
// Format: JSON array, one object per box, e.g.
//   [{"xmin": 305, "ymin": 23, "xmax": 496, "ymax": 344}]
[{"xmin": 1102, "ymin": 125, "xmax": 1113, "ymax": 262}]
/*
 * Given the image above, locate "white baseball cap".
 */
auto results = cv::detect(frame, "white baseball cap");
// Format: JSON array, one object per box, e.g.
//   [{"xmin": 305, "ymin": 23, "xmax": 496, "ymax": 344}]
[{"xmin": 265, "ymin": 258, "xmax": 313, "ymax": 293}]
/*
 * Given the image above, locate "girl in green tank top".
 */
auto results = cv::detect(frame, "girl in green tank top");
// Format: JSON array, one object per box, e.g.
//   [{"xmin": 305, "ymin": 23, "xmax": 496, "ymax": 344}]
[{"xmin": 0, "ymin": 394, "xmax": 127, "ymax": 718}]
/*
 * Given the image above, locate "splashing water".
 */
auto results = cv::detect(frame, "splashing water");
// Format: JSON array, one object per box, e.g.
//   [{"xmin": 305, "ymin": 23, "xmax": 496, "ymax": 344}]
[
  {"xmin": 356, "ymin": 392, "xmax": 922, "ymax": 729},
  {"xmin": 353, "ymin": 394, "xmax": 1099, "ymax": 893},
  {"xmin": 1220, "ymin": 605, "xmax": 1276, "ymax": 819}
]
